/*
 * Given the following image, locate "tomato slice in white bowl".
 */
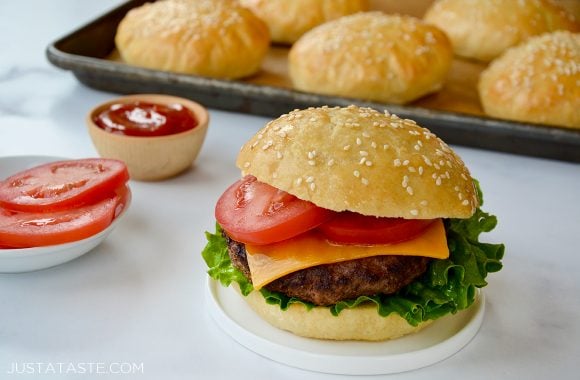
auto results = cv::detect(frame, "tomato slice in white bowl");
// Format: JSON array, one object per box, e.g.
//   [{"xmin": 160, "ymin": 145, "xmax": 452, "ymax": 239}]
[
  {"xmin": 0, "ymin": 158, "xmax": 129, "ymax": 212},
  {"xmin": 0, "ymin": 156, "xmax": 131, "ymax": 273},
  {"xmin": 0, "ymin": 185, "xmax": 129, "ymax": 248}
]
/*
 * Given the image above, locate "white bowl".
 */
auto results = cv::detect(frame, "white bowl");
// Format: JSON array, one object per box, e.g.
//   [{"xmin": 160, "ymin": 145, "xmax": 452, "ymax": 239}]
[{"xmin": 0, "ymin": 156, "xmax": 130, "ymax": 273}]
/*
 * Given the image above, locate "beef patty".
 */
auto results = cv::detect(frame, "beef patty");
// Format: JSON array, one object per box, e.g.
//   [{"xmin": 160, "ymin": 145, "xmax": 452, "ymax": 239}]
[{"xmin": 224, "ymin": 232, "xmax": 431, "ymax": 306}]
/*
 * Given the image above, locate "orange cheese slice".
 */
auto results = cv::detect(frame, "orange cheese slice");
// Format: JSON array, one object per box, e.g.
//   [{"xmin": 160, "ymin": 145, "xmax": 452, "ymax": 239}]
[{"xmin": 245, "ymin": 219, "xmax": 448, "ymax": 290}]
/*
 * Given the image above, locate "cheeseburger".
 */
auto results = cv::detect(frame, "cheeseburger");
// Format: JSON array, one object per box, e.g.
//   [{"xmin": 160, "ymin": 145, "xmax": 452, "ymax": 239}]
[{"xmin": 203, "ymin": 105, "xmax": 504, "ymax": 341}]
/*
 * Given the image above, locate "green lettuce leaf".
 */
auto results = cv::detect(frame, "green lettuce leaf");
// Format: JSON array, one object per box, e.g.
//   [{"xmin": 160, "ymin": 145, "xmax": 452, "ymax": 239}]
[
  {"xmin": 202, "ymin": 224, "xmax": 253, "ymax": 296},
  {"xmin": 201, "ymin": 185, "xmax": 505, "ymax": 326}
]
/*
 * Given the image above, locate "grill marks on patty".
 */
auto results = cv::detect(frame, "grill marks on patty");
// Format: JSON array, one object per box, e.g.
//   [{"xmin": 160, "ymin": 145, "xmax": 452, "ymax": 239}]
[{"xmin": 224, "ymin": 232, "xmax": 431, "ymax": 306}]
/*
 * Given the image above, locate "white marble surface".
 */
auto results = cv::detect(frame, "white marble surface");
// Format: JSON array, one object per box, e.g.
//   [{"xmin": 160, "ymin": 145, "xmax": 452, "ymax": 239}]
[{"xmin": 1, "ymin": 1, "xmax": 579, "ymax": 379}]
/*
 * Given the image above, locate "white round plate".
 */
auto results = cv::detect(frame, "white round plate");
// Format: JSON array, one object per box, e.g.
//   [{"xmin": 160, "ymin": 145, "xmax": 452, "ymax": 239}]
[
  {"xmin": 206, "ymin": 279, "xmax": 485, "ymax": 375},
  {"xmin": 0, "ymin": 155, "xmax": 130, "ymax": 273}
]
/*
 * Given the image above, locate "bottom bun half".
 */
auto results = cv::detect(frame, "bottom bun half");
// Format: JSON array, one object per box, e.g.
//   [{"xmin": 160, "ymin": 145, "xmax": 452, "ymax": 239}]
[{"xmin": 237, "ymin": 285, "xmax": 432, "ymax": 341}]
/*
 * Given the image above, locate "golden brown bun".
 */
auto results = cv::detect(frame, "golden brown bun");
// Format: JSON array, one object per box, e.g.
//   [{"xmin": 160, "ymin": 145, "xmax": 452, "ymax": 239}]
[
  {"xmin": 239, "ymin": 0, "xmax": 369, "ymax": 44},
  {"xmin": 479, "ymin": 31, "xmax": 580, "ymax": 129},
  {"xmin": 115, "ymin": 0, "xmax": 270, "ymax": 79},
  {"xmin": 288, "ymin": 12, "xmax": 453, "ymax": 105},
  {"xmin": 237, "ymin": 105, "xmax": 478, "ymax": 219},
  {"xmin": 424, "ymin": 0, "xmax": 580, "ymax": 62},
  {"xmin": 242, "ymin": 285, "xmax": 431, "ymax": 341}
]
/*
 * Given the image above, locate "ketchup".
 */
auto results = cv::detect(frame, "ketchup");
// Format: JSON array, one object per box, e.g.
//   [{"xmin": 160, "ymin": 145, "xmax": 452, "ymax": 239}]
[{"xmin": 94, "ymin": 101, "xmax": 198, "ymax": 137}]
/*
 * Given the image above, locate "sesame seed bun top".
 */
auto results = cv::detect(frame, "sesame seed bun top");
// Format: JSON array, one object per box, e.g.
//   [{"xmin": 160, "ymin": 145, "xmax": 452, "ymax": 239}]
[
  {"xmin": 236, "ymin": 105, "xmax": 478, "ymax": 219},
  {"xmin": 478, "ymin": 31, "xmax": 580, "ymax": 129}
]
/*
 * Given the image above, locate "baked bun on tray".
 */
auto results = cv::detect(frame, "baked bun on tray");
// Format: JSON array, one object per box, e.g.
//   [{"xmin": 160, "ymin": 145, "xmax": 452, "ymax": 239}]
[
  {"xmin": 239, "ymin": 0, "xmax": 368, "ymax": 44},
  {"xmin": 288, "ymin": 12, "xmax": 453, "ymax": 105},
  {"xmin": 115, "ymin": 0, "xmax": 270, "ymax": 79},
  {"xmin": 424, "ymin": 0, "xmax": 579, "ymax": 62},
  {"xmin": 479, "ymin": 31, "xmax": 580, "ymax": 129}
]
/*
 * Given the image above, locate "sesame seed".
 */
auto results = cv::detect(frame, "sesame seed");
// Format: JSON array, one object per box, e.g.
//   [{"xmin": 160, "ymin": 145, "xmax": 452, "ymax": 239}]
[
  {"xmin": 418, "ymin": 166, "xmax": 424, "ymax": 175},
  {"xmin": 422, "ymin": 155, "xmax": 432, "ymax": 166},
  {"xmin": 359, "ymin": 151, "xmax": 369, "ymax": 156},
  {"xmin": 373, "ymin": 122, "xmax": 379, "ymax": 127},
  {"xmin": 420, "ymin": 200, "xmax": 428, "ymax": 206},
  {"xmin": 414, "ymin": 145, "xmax": 421, "ymax": 151},
  {"xmin": 394, "ymin": 159, "xmax": 402, "ymax": 167},
  {"xmin": 251, "ymin": 141, "xmax": 258, "ymax": 148},
  {"xmin": 362, "ymin": 132, "xmax": 370, "ymax": 138},
  {"xmin": 436, "ymin": 177, "xmax": 442, "ymax": 186},
  {"xmin": 243, "ymin": 162, "xmax": 250, "ymax": 168},
  {"xmin": 257, "ymin": 133, "xmax": 263, "ymax": 140},
  {"xmin": 461, "ymin": 173, "xmax": 468, "ymax": 181},
  {"xmin": 408, "ymin": 166, "xmax": 416, "ymax": 172},
  {"xmin": 454, "ymin": 186, "xmax": 460, "ymax": 191},
  {"xmin": 344, "ymin": 145, "xmax": 351, "ymax": 151},
  {"xmin": 365, "ymin": 161, "xmax": 373, "ymax": 166},
  {"xmin": 308, "ymin": 151, "xmax": 315, "ymax": 159},
  {"xmin": 383, "ymin": 144, "xmax": 389, "ymax": 150},
  {"xmin": 356, "ymin": 138, "xmax": 362, "ymax": 145},
  {"xmin": 278, "ymin": 131, "xmax": 287, "ymax": 138},
  {"xmin": 434, "ymin": 163, "xmax": 441, "ymax": 170},
  {"xmin": 410, "ymin": 209, "xmax": 419, "ymax": 216},
  {"xmin": 359, "ymin": 157, "xmax": 367, "ymax": 165},
  {"xmin": 308, "ymin": 160, "xmax": 316, "ymax": 166},
  {"xmin": 327, "ymin": 159, "xmax": 335, "ymax": 166},
  {"xmin": 407, "ymin": 186, "xmax": 414, "ymax": 195},
  {"xmin": 272, "ymin": 172, "xmax": 278, "ymax": 178},
  {"xmin": 402, "ymin": 175, "xmax": 409, "ymax": 187},
  {"xmin": 354, "ymin": 170, "xmax": 360, "ymax": 178},
  {"xmin": 458, "ymin": 193, "xmax": 464, "ymax": 200},
  {"xmin": 371, "ymin": 141, "xmax": 377, "ymax": 149},
  {"xmin": 296, "ymin": 178, "xmax": 303, "ymax": 185},
  {"xmin": 361, "ymin": 178, "xmax": 369, "ymax": 185},
  {"xmin": 310, "ymin": 183, "xmax": 316, "ymax": 191},
  {"xmin": 306, "ymin": 176, "xmax": 314, "ymax": 183},
  {"xmin": 462, "ymin": 199, "xmax": 469, "ymax": 206},
  {"xmin": 403, "ymin": 160, "xmax": 410, "ymax": 166}
]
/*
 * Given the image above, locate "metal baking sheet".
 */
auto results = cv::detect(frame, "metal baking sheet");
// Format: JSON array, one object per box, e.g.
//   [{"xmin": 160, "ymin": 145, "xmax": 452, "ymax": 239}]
[{"xmin": 46, "ymin": 0, "xmax": 580, "ymax": 163}]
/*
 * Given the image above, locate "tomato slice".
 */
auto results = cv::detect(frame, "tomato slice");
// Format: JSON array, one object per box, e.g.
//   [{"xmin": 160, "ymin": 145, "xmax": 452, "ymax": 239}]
[
  {"xmin": 318, "ymin": 212, "xmax": 436, "ymax": 245},
  {"xmin": 215, "ymin": 175, "xmax": 334, "ymax": 245},
  {"xmin": 0, "ymin": 186, "xmax": 129, "ymax": 248},
  {"xmin": 0, "ymin": 158, "xmax": 129, "ymax": 212}
]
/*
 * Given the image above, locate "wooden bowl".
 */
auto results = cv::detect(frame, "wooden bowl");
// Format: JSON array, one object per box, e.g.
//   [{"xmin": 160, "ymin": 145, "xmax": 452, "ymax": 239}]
[{"xmin": 87, "ymin": 94, "xmax": 209, "ymax": 181}]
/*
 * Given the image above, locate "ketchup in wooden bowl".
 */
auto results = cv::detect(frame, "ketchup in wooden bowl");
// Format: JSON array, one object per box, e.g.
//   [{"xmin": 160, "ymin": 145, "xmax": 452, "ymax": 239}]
[
  {"xmin": 87, "ymin": 94, "xmax": 209, "ymax": 181},
  {"xmin": 94, "ymin": 101, "xmax": 198, "ymax": 137}
]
